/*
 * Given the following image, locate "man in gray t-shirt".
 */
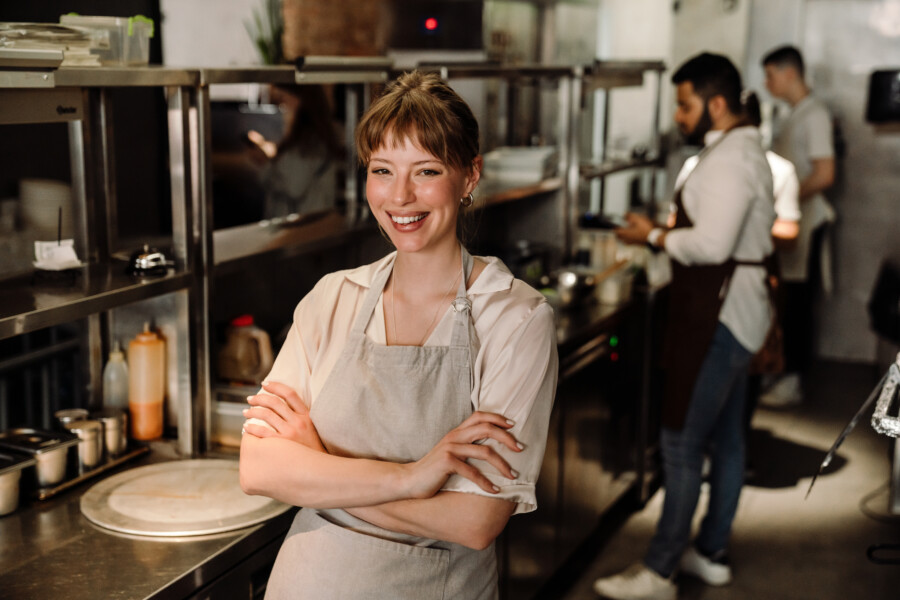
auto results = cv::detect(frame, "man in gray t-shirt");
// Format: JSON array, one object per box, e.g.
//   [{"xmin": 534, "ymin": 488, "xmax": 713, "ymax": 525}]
[{"xmin": 761, "ymin": 45, "xmax": 836, "ymax": 408}]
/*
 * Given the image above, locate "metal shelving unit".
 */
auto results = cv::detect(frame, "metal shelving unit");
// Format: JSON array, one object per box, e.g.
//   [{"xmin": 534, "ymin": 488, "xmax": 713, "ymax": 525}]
[
  {"xmin": 0, "ymin": 66, "xmax": 206, "ymax": 456},
  {"xmin": 196, "ymin": 60, "xmax": 392, "ymax": 450},
  {"xmin": 577, "ymin": 60, "xmax": 667, "ymax": 223},
  {"xmin": 396, "ymin": 61, "xmax": 666, "ymax": 259},
  {"xmin": 407, "ymin": 63, "xmax": 583, "ymax": 256}
]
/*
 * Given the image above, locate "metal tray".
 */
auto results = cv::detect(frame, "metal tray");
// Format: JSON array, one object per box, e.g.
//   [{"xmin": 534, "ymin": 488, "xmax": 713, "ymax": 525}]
[
  {"xmin": 0, "ymin": 427, "xmax": 78, "ymax": 455},
  {"xmin": 33, "ymin": 445, "xmax": 149, "ymax": 500},
  {"xmin": 80, "ymin": 458, "xmax": 291, "ymax": 537}
]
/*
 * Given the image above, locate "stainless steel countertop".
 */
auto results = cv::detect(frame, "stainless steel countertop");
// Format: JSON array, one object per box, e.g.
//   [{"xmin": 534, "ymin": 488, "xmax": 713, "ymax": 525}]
[
  {"xmin": 0, "ymin": 294, "xmax": 643, "ymax": 599},
  {"xmin": 0, "ymin": 452, "xmax": 296, "ymax": 600}
]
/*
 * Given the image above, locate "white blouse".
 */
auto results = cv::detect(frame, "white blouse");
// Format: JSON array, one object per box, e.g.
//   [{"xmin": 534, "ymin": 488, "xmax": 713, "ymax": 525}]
[{"xmin": 256, "ymin": 252, "xmax": 559, "ymax": 515}]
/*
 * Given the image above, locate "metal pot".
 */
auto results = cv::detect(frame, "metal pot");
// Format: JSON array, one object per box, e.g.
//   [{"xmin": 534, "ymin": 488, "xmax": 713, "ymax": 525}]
[
  {"xmin": 55, "ymin": 408, "xmax": 89, "ymax": 429},
  {"xmin": 91, "ymin": 408, "xmax": 128, "ymax": 459},
  {"xmin": 540, "ymin": 268, "xmax": 597, "ymax": 309},
  {"xmin": 63, "ymin": 420, "xmax": 103, "ymax": 471}
]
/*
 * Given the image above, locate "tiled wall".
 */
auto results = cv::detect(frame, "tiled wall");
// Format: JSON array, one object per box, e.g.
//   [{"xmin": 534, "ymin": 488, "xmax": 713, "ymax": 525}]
[{"xmin": 802, "ymin": 0, "xmax": 900, "ymax": 362}]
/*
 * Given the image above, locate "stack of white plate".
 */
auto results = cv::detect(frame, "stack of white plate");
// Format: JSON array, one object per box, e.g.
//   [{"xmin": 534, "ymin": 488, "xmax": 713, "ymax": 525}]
[{"xmin": 482, "ymin": 146, "xmax": 559, "ymax": 184}]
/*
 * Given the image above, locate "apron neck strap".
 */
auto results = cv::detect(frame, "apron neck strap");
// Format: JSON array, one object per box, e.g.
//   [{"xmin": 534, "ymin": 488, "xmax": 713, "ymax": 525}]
[{"xmin": 351, "ymin": 246, "xmax": 475, "ymax": 346}]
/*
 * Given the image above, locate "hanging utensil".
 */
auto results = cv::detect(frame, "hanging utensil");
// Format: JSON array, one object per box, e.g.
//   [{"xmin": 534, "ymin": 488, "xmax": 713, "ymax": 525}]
[{"xmin": 806, "ymin": 353, "xmax": 900, "ymax": 498}]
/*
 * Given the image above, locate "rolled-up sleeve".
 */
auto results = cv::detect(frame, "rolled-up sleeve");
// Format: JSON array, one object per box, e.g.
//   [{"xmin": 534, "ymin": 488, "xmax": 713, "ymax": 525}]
[{"xmin": 442, "ymin": 300, "xmax": 558, "ymax": 514}]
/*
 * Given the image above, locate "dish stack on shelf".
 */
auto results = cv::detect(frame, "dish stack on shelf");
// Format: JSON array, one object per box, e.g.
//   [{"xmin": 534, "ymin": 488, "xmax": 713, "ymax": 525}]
[
  {"xmin": 481, "ymin": 146, "xmax": 559, "ymax": 185},
  {"xmin": 0, "ymin": 22, "xmax": 102, "ymax": 67}
]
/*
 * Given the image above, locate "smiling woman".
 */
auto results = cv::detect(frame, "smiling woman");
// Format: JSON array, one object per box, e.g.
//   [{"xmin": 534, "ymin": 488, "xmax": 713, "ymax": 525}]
[{"xmin": 238, "ymin": 71, "xmax": 558, "ymax": 600}]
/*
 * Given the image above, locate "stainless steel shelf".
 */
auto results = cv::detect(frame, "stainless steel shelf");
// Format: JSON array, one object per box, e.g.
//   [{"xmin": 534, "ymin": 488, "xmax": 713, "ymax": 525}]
[
  {"xmin": 200, "ymin": 59, "xmax": 392, "ymax": 86},
  {"xmin": 33, "ymin": 445, "xmax": 150, "ymax": 500},
  {"xmin": 583, "ymin": 60, "xmax": 667, "ymax": 90},
  {"xmin": 0, "ymin": 263, "xmax": 194, "ymax": 340},
  {"xmin": 53, "ymin": 66, "xmax": 200, "ymax": 87},
  {"xmin": 0, "ymin": 66, "xmax": 200, "ymax": 89},
  {"xmin": 579, "ymin": 157, "xmax": 663, "ymax": 180},
  {"xmin": 479, "ymin": 177, "xmax": 564, "ymax": 207},
  {"xmin": 199, "ymin": 66, "xmax": 297, "ymax": 86},
  {"xmin": 296, "ymin": 56, "xmax": 392, "ymax": 84},
  {"xmin": 212, "ymin": 210, "xmax": 378, "ymax": 274},
  {"xmin": 411, "ymin": 63, "xmax": 581, "ymax": 80}
]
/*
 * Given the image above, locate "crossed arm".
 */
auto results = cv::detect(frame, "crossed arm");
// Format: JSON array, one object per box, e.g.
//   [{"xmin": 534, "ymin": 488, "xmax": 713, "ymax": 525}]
[{"xmin": 239, "ymin": 381, "xmax": 519, "ymax": 550}]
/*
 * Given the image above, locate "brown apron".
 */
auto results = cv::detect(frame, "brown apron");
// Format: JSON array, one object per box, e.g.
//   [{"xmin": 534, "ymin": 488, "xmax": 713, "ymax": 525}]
[
  {"xmin": 660, "ymin": 188, "xmax": 738, "ymax": 430},
  {"xmin": 660, "ymin": 129, "xmax": 768, "ymax": 430}
]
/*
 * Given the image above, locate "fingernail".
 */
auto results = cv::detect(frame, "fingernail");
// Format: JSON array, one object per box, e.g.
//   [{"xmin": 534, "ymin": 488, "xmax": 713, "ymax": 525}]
[
  {"xmin": 491, "ymin": 485, "xmax": 500, "ymax": 492},
  {"xmin": 241, "ymin": 428, "xmax": 246, "ymax": 435},
  {"xmin": 516, "ymin": 442, "xmax": 525, "ymax": 451},
  {"xmin": 510, "ymin": 469, "xmax": 519, "ymax": 478},
  {"xmin": 506, "ymin": 419, "xmax": 515, "ymax": 426},
  {"xmin": 242, "ymin": 409, "xmax": 248, "ymax": 415},
  {"xmin": 246, "ymin": 395, "xmax": 254, "ymax": 401},
  {"xmin": 261, "ymin": 380, "xmax": 270, "ymax": 386}
]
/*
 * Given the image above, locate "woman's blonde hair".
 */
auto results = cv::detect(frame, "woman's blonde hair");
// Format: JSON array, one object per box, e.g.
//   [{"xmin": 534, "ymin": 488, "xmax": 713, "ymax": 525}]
[{"xmin": 355, "ymin": 70, "xmax": 480, "ymax": 173}]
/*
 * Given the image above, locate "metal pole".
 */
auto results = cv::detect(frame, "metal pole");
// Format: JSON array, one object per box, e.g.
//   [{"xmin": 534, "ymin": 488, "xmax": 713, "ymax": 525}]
[
  {"xmin": 188, "ymin": 83, "xmax": 214, "ymax": 456},
  {"xmin": 649, "ymin": 69, "xmax": 664, "ymax": 218}
]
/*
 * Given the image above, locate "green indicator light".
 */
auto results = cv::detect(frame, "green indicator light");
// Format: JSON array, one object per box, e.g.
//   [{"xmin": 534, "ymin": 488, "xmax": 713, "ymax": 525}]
[{"xmin": 610, "ymin": 336, "xmax": 619, "ymax": 347}]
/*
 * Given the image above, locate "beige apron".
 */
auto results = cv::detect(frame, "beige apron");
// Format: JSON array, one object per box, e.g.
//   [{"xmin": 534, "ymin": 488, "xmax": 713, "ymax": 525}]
[{"xmin": 265, "ymin": 247, "xmax": 499, "ymax": 600}]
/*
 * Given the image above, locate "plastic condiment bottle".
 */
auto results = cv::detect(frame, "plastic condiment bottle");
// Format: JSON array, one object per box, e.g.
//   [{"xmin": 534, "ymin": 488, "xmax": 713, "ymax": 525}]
[
  {"xmin": 102, "ymin": 340, "xmax": 129, "ymax": 411},
  {"xmin": 128, "ymin": 323, "xmax": 165, "ymax": 440}
]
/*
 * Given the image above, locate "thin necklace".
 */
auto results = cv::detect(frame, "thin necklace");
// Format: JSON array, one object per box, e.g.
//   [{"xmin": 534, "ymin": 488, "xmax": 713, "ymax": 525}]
[{"xmin": 391, "ymin": 259, "xmax": 462, "ymax": 346}]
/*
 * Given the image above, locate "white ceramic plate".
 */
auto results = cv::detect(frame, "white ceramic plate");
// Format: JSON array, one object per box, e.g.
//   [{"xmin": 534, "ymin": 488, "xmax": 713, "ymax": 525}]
[{"xmin": 80, "ymin": 458, "xmax": 290, "ymax": 537}]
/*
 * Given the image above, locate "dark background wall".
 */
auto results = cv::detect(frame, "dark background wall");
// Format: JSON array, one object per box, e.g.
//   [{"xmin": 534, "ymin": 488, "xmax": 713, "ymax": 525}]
[{"xmin": 0, "ymin": 1, "xmax": 170, "ymax": 244}]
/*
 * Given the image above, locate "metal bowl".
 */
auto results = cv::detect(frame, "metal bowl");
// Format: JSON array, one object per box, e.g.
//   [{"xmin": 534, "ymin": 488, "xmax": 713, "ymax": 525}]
[{"xmin": 540, "ymin": 268, "xmax": 596, "ymax": 309}]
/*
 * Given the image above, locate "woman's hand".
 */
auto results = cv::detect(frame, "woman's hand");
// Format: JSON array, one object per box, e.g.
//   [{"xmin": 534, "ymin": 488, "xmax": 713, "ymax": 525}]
[
  {"xmin": 401, "ymin": 411, "xmax": 523, "ymax": 499},
  {"xmin": 243, "ymin": 381, "xmax": 326, "ymax": 453}
]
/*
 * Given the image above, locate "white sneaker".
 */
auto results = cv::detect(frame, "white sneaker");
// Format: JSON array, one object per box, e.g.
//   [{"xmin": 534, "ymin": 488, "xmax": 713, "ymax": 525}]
[
  {"xmin": 679, "ymin": 545, "xmax": 732, "ymax": 586},
  {"xmin": 593, "ymin": 563, "xmax": 676, "ymax": 600},
  {"xmin": 759, "ymin": 373, "xmax": 803, "ymax": 408}
]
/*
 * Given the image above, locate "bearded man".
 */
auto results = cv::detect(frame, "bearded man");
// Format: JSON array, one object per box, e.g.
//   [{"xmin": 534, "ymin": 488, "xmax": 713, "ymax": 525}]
[{"xmin": 593, "ymin": 53, "xmax": 776, "ymax": 600}]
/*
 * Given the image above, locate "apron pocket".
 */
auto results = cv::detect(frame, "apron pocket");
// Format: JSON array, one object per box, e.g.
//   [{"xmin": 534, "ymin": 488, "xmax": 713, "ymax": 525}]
[{"xmin": 266, "ymin": 508, "xmax": 450, "ymax": 600}]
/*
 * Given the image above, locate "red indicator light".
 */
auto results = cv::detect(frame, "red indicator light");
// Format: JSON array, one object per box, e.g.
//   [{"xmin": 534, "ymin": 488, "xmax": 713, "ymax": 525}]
[
  {"xmin": 424, "ymin": 17, "xmax": 439, "ymax": 31},
  {"xmin": 610, "ymin": 352, "xmax": 620, "ymax": 362}
]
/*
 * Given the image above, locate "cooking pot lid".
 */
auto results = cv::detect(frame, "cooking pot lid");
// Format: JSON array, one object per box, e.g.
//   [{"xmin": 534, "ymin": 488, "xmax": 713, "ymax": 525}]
[{"xmin": 80, "ymin": 459, "xmax": 290, "ymax": 537}]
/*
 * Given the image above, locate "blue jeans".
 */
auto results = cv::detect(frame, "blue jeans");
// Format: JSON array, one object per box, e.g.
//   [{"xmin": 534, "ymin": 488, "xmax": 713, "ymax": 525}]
[{"xmin": 645, "ymin": 322, "xmax": 752, "ymax": 578}]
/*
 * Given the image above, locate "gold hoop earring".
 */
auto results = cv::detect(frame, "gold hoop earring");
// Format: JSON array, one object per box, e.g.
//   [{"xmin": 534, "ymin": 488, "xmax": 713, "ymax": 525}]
[{"xmin": 460, "ymin": 193, "xmax": 475, "ymax": 208}]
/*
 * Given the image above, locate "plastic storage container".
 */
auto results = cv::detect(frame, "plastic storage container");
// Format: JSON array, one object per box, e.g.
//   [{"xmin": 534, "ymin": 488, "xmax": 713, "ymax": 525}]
[
  {"xmin": 128, "ymin": 324, "xmax": 165, "ymax": 440},
  {"xmin": 59, "ymin": 14, "xmax": 154, "ymax": 65},
  {"xmin": 211, "ymin": 401, "xmax": 246, "ymax": 448}
]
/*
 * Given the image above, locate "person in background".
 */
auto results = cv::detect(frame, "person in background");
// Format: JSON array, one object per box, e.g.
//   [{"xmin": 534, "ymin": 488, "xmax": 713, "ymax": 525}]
[
  {"xmin": 759, "ymin": 45, "xmax": 836, "ymax": 408},
  {"xmin": 742, "ymin": 90, "xmax": 801, "ymax": 436},
  {"xmin": 239, "ymin": 71, "xmax": 558, "ymax": 599},
  {"xmin": 593, "ymin": 53, "xmax": 775, "ymax": 600},
  {"xmin": 247, "ymin": 84, "xmax": 341, "ymax": 218}
]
